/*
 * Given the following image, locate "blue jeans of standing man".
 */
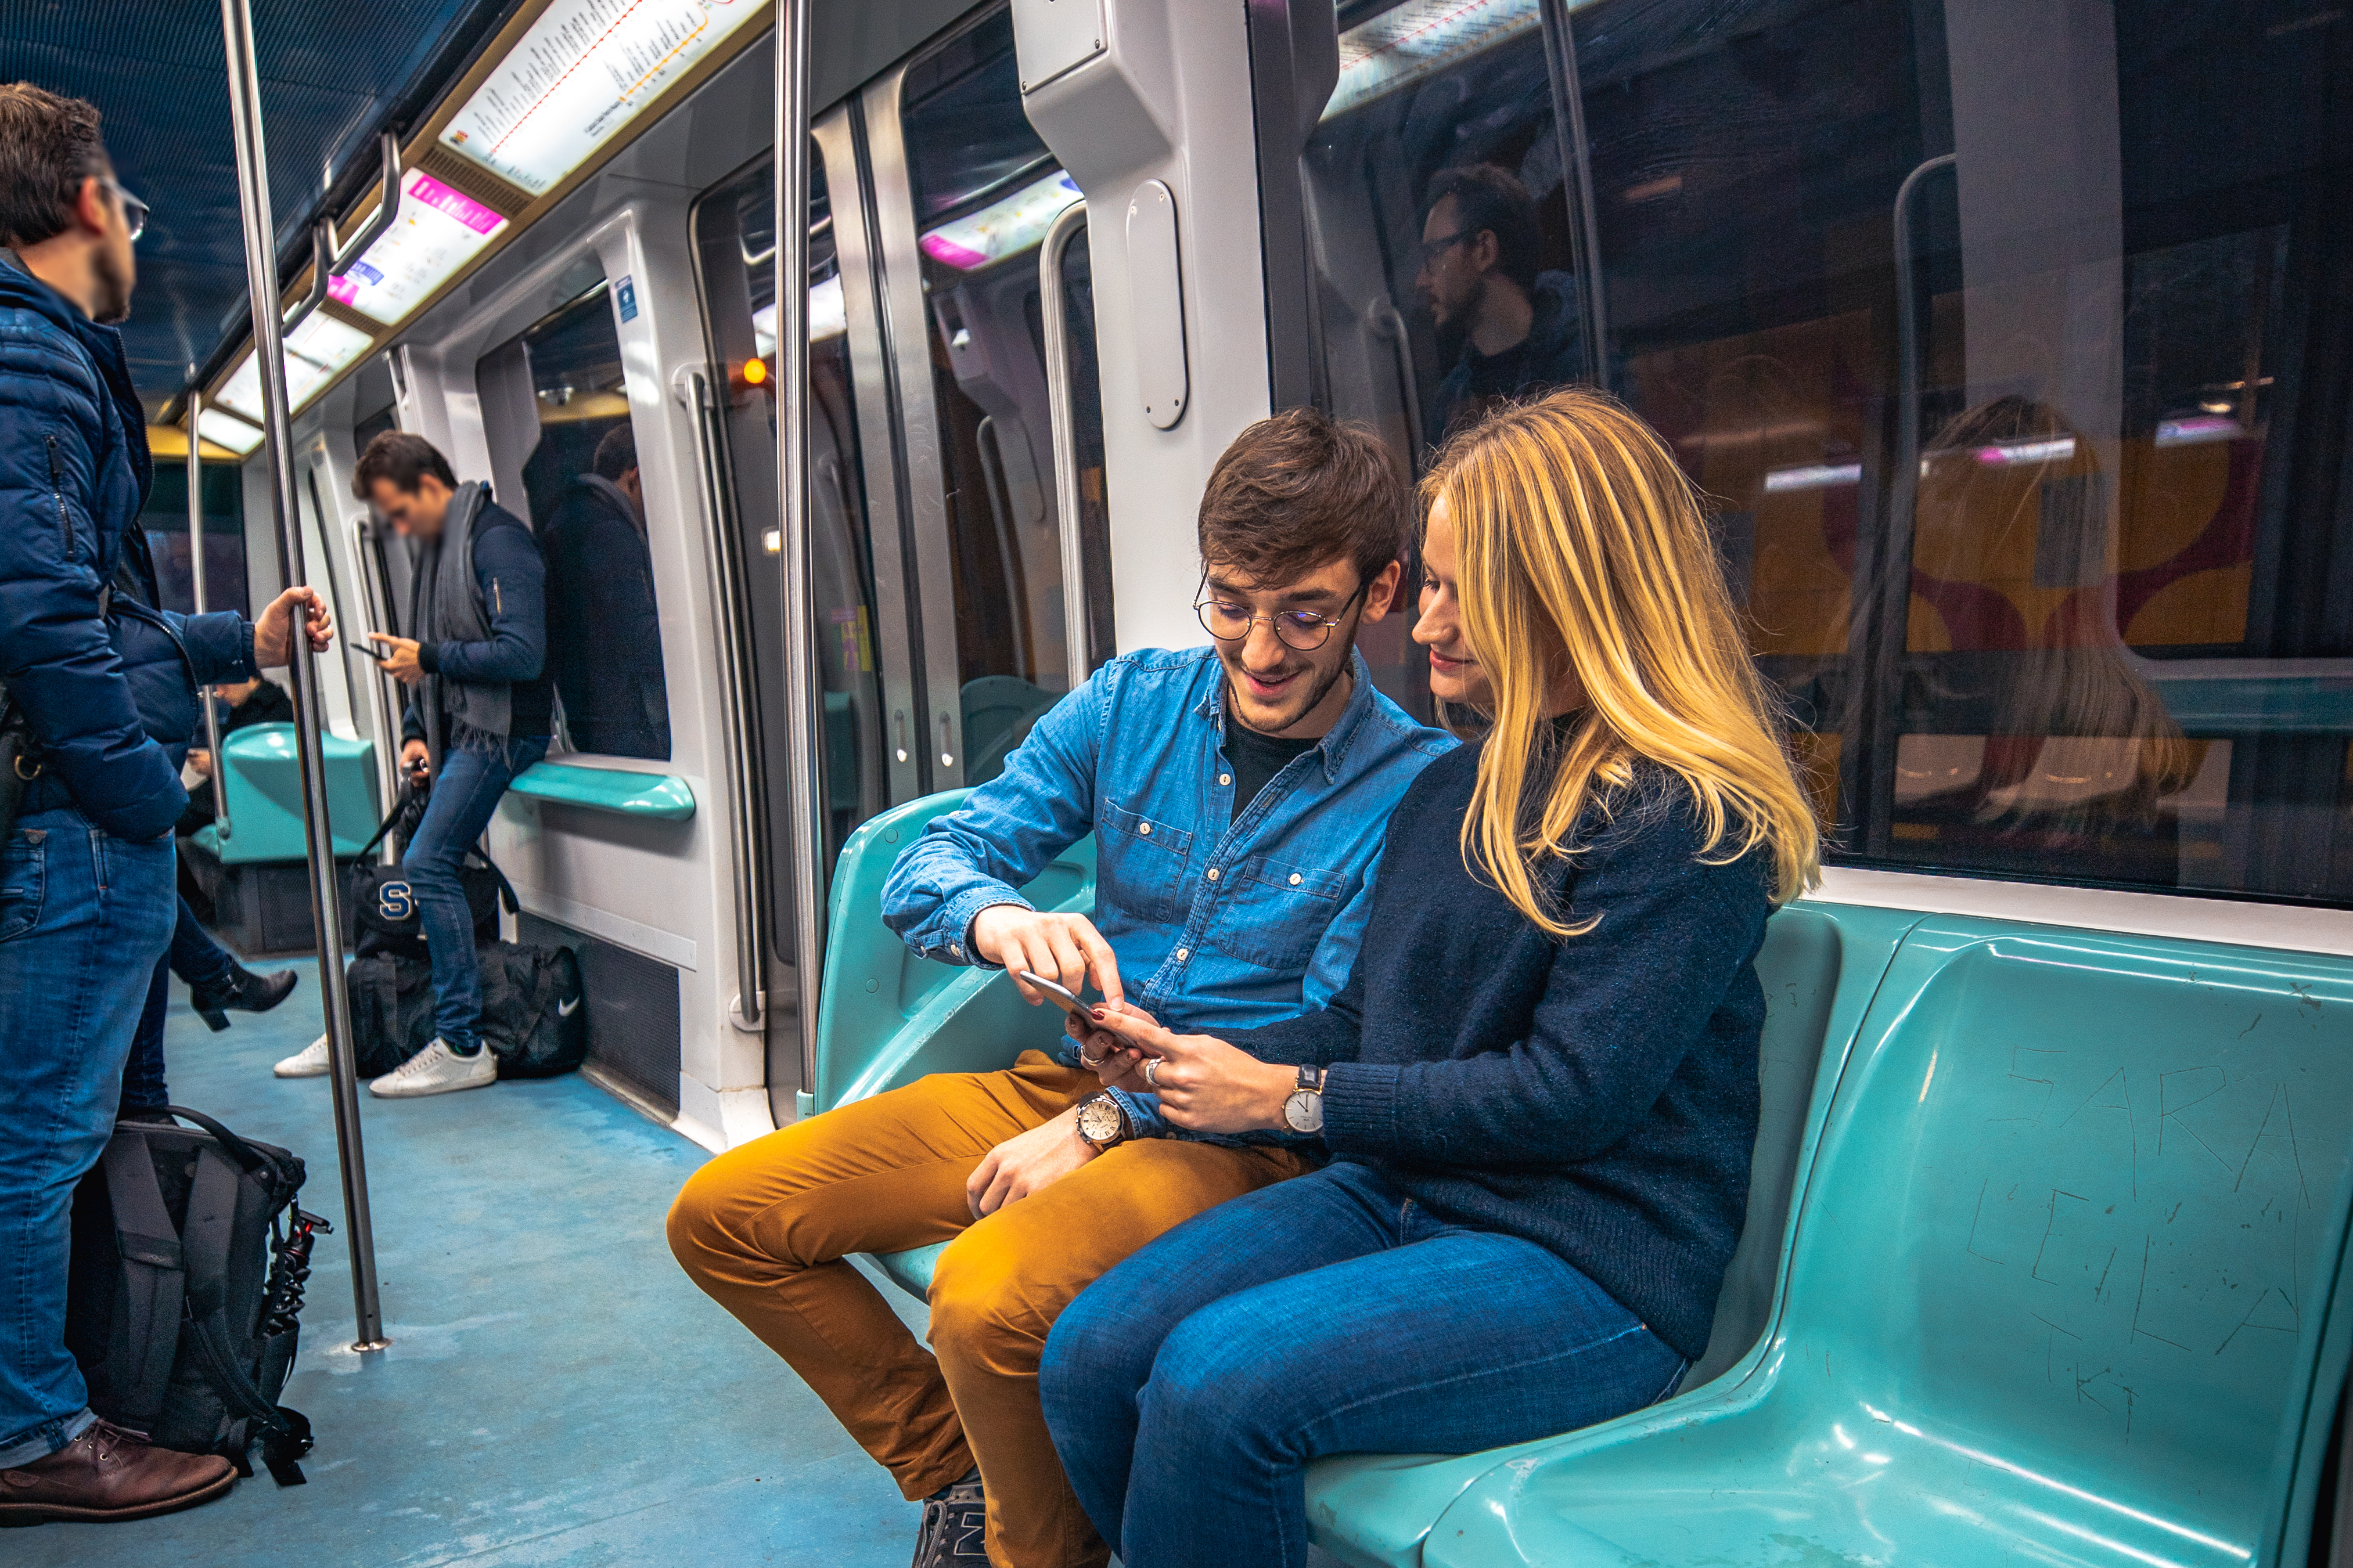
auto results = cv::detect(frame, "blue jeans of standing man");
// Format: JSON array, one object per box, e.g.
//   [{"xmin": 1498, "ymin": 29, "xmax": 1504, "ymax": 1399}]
[
  {"xmin": 1039, "ymin": 1160, "xmax": 1688, "ymax": 1567},
  {"xmin": 405, "ymin": 730, "xmax": 545, "ymax": 1055},
  {"xmin": 0, "ymin": 810, "xmax": 177, "ymax": 1466}
]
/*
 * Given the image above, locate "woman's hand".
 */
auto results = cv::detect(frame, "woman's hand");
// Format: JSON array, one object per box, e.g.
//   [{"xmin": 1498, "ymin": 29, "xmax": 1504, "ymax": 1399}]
[
  {"xmin": 1087, "ymin": 1010, "xmax": 1297, "ymax": 1134},
  {"xmin": 1069, "ymin": 998, "xmax": 1155, "ymax": 1091},
  {"xmin": 252, "ymin": 586, "xmax": 334, "ymax": 667},
  {"xmin": 966, "ymin": 1106, "xmax": 1098, "ymax": 1218}
]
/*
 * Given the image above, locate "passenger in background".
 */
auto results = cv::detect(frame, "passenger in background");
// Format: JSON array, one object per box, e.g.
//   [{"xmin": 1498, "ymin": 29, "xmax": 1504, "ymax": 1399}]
[
  {"xmin": 1041, "ymin": 390, "xmax": 1822, "ymax": 1566},
  {"xmin": 0, "ymin": 81, "xmax": 331, "ymax": 1524},
  {"xmin": 669, "ymin": 410, "xmax": 1452, "ymax": 1568},
  {"xmin": 541, "ymin": 421, "xmax": 668, "ymax": 759},
  {"xmin": 272, "ymin": 433, "xmax": 552, "ymax": 1098},
  {"xmin": 1418, "ymin": 164, "xmax": 1584, "ymax": 443},
  {"xmin": 179, "ymin": 673, "xmax": 293, "ymax": 837}
]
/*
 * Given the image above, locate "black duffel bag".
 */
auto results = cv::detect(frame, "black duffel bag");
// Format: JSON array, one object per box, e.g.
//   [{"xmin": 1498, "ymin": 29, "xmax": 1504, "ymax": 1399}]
[
  {"xmin": 66, "ymin": 1108, "xmax": 325, "ymax": 1484},
  {"xmin": 347, "ymin": 785, "xmax": 517, "ymax": 960},
  {"xmin": 478, "ymin": 940, "xmax": 588, "ymax": 1078},
  {"xmin": 346, "ymin": 949, "xmax": 437, "ymax": 1077}
]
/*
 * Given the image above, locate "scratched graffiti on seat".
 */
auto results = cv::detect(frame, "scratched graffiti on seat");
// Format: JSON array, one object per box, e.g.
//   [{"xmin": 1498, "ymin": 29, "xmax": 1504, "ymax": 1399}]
[{"xmin": 1907, "ymin": 940, "xmax": 2349, "ymax": 1461}]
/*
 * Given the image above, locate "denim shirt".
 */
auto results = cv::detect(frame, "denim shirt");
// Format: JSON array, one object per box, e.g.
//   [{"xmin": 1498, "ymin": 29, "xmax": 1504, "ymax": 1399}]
[{"xmin": 882, "ymin": 645, "xmax": 1454, "ymax": 1139}]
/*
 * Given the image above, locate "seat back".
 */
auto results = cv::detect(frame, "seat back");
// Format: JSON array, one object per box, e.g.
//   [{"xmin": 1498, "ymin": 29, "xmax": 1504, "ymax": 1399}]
[
  {"xmin": 211, "ymin": 722, "xmax": 380, "ymax": 865},
  {"xmin": 811, "ymin": 790, "xmax": 1096, "ymax": 1112},
  {"xmin": 1760, "ymin": 919, "xmax": 2353, "ymax": 1558}
]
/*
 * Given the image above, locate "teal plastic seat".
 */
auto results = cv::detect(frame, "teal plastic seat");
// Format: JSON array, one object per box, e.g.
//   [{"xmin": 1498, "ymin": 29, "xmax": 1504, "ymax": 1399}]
[
  {"xmin": 188, "ymin": 721, "xmax": 379, "ymax": 864},
  {"xmin": 809, "ymin": 789, "xmax": 1096, "ymax": 1300},
  {"xmin": 1346, "ymin": 917, "xmax": 2353, "ymax": 1568}
]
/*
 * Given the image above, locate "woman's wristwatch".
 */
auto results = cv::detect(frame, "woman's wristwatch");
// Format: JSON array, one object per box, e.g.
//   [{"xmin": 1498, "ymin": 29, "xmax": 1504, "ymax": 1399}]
[
  {"xmin": 1282, "ymin": 1065, "xmax": 1326, "ymax": 1134},
  {"xmin": 1076, "ymin": 1092, "xmax": 1132, "ymax": 1151}
]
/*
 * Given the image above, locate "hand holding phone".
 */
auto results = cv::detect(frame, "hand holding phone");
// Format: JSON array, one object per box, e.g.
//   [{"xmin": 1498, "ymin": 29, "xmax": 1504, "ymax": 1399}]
[{"xmin": 1018, "ymin": 971, "xmax": 1095, "ymax": 1019}]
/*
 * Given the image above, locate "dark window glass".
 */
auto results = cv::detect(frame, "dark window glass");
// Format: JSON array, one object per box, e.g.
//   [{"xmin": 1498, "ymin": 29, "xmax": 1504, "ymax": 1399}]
[
  {"xmin": 695, "ymin": 150, "xmax": 889, "ymax": 918},
  {"xmin": 488, "ymin": 282, "xmax": 672, "ymax": 762},
  {"xmin": 1300, "ymin": 0, "xmax": 1592, "ymax": 720},
  {"xmin": 902, "ymin": 6, "xmax": 1104, "ymax": 781},
  {"xmin": 138, "ymin": 460, "xmax": 248, "ymax": 618},
  {"xmin": 1556, "ymin": 0, "xmax": 2353, "ymax": 902}
]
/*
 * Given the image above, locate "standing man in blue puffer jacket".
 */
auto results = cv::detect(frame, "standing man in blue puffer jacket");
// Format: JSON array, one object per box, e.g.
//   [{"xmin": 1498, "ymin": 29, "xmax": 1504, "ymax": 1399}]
[{"xmin": 0, "ymin": 84, "xmax": 333, "ymax": 1526}]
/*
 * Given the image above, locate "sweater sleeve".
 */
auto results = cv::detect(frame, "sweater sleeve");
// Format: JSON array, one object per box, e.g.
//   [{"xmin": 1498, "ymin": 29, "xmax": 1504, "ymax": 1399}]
[
  {"xmin": 423, "ymin": 520, "xmax": 546, "ymax": 684},
  {"xmin": 1319, "ymin": 792, "xmax": 1769, "ymax": 1171},
  {"xmin": 1219, "ymin": 964, "xmax": 1366, "ymax": 1068}
]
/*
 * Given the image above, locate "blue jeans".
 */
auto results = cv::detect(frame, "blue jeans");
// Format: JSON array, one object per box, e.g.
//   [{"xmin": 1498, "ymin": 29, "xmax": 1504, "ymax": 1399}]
[
  {"xmin": 1039, "ymin": 1161, "xmax": 1687, "ymax": 1567},
  {"xmin": 0, "ymin": 810, "xmax": 176, "ymax": 1466},
  {"xmin": 119, "ymin": 896, "xmax": 243, "ymax": 1115},
  {"xmin": 404, "ymin": 732, "xmax": 544, "ymax": 1055}
]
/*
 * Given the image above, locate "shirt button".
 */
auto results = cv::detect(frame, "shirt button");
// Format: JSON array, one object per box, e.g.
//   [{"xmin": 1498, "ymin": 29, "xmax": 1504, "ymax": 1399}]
[
  {"xmin": 1206, "ymin": 867, "xmax": 1220, "ymax": 881},
  {"xmin": 949, "ymin": 944, "xmax": 963, "ymax": 960},
  {"xmin": 1175, "ymin": 947, "xmax": 1189, "ymax": 961},
  {"xmin": 1219, "ymin": 773, "xmax": 1231, "ymax": 786},
  {"xmin": 1289, "ymin": 873, "xmax": 1303, "ymax": 885},
  {"xmin": 1139, "ymin": 823, "xmax": 1152, "ymax": 836}
]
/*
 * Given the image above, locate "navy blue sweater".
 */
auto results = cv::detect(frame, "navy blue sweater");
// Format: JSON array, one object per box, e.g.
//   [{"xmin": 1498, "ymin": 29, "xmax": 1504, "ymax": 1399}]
[
  {"xmin": 1226, "ymin": 738, "xmax": 1772, "ymax": 1361},
  {"xmin": 404, "ymin": 504, "xmax": 553, "ymax": 742}
]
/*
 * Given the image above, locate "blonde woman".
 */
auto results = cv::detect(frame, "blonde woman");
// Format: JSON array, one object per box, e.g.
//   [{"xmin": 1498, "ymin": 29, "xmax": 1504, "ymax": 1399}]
[{"xmin": 1037, "ymin": 388, "xmax": 1821, "ymax": 1566}]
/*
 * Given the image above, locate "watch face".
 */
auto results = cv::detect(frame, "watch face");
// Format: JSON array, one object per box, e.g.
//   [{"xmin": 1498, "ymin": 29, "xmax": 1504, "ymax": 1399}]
[
  {"xmin": 1283, "ymin": 1090, "xmax": 1325, "ymax": 1134},
  {"xmin": 1078, "ymin": 1098, "xmax": 1122, "ymax": 1145}
]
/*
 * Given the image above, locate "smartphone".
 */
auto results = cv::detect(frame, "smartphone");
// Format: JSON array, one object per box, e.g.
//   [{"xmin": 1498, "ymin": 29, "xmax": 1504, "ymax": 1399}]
[{"xmin": 1017, "ymin": 971, "xmax": 1095, "ymax": 1018}]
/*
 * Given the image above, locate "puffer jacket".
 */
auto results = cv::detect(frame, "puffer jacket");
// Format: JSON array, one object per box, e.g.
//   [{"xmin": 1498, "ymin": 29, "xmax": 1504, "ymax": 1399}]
[{"xmin": 0, "ymin": 251, "xmax": 254, "ymax": 841}]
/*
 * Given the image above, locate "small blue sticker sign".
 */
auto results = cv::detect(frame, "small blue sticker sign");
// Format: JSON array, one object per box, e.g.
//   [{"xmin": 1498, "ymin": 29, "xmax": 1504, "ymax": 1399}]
[{"xmin": 616, "ymin": 275, "xmax": 638, "ymax": 322}]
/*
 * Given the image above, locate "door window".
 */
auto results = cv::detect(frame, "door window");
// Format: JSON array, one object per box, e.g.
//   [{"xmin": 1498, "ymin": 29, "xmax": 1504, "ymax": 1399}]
[
  {"xmin": 695, "ymin": 150, "xmax": 890, "ymax": 909},
  {"xmin": 899, "ymin": 6, "xmax": 1103, "ymax": 782}
]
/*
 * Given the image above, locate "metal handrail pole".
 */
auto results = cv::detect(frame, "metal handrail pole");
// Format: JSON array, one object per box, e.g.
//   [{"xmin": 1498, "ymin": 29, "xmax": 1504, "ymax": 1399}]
[
  {"xmin": 1862, "ymin": 151, "xmax": 1958, "ymax": 858},
  {"xmin": 282, "ymin": 134, "xmax": 402, "ymax": 337},
  {"xmin": 186, "ymin": 385, "xmax": 229, "ymax": 837},
  {"xmin": 775, "ymin": 0, "xmax": 825, "ymax": 1101},
  {"xmin": 220, "ymin": 0, "xmax": 385, "ymax": 1350},
  {"xmin": 1038, "ymin": 200, "xmax": 1091, "ymax": 689}
]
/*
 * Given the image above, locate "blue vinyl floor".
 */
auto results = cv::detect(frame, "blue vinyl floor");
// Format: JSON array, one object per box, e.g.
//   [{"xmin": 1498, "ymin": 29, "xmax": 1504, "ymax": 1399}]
[{"xmin": 16, "ymin": 971, "xmax": 927, "ymax": 1568}]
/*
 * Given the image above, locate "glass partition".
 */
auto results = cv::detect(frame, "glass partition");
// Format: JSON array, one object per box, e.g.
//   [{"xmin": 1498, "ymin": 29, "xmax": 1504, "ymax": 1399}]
[{"xmin": 480, "ymin": 282, "xmax": 673, "ymax": 760}]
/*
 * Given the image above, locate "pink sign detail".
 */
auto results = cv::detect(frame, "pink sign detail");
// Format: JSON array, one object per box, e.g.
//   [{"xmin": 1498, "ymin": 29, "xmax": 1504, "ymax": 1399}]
[
  {"xmin": 409, "ymin": 174, "xmax": 504, "ymax": 236},
  {"xmin": 327, "ymin": 275, "xmax": 359, "ymax": 306},
  {"xmin": 919, "ymin": 232, "xmax": 988, "ymax": 272}
]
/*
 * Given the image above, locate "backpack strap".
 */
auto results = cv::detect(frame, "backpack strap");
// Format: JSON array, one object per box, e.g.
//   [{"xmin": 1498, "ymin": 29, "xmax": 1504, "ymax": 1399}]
[
  {"xmin": 465, "ymin": 846, "xmax": 520, "ymax": 915},
  {"xmin": 179, "ymin": 1145, "xmax": 311, "ymax": 1484},
  {"xmin": 98, "ymin": 1131, "xmax": 186, "ymax": 1433},
  {"xmin": 355, "ymin": 783, "xmax": 416, "ymax": 859}
]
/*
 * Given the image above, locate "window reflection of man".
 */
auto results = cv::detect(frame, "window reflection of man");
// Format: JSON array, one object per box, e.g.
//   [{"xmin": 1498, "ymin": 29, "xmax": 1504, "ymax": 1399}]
[
  {"xmin": 1416, "ymin": 164, "xmax": 1584, "ymax": 442},
  {"xmin": 542, "ymin": 422, "xmax": 670, "ymax": 760}
]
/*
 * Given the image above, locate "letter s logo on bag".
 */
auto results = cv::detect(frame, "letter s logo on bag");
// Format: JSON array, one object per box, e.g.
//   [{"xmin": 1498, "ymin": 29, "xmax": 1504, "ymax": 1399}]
[{"xmin": 377, "ymin": 880, "xmax": 415, "ymax": 922}]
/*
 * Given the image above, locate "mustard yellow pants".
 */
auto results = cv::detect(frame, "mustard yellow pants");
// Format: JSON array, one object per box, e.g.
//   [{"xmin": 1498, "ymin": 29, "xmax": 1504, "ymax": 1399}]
[{"xmin": 666, "ymin": 1051, "xmax": 1311, "ymax": 1568}]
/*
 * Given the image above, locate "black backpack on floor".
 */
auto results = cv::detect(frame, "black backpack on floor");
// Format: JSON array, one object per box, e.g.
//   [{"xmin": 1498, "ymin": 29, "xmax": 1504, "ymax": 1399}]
[
  {"xmin": 479, "ymin": 940, "xmax": 588, "ymax": 1078},
  {"xmin": 346, "ymin": 949, "xmax": 438, "ymax": 1077},
  {"xmin": 66, "ymin": 1108, "xmax": 324, "ymax": 1484}
]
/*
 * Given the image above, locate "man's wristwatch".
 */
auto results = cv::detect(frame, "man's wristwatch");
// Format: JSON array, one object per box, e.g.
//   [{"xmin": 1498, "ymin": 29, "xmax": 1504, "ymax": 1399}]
[
  {"xmin": 1282, "ymin": 1065, "xmax": 1326, "ymax": 1134},
  {"xmin": 1076, "ymin": 1092, "xmax": 1132, "ymax": 1151}
]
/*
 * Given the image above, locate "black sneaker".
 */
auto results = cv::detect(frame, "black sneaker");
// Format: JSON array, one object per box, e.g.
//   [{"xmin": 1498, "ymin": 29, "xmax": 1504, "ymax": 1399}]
[{"xmin": 910, "ymin": 1471, "xmax": 988, "ymax": 1566}]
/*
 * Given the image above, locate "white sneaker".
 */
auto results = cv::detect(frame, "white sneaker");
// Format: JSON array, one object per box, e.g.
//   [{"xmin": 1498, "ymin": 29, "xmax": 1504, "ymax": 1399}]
[
  {"xmin": 275, "ymin": 1035, "xmax": 332, "ymax": 1078},
  {"xmin": 368, "ymin": 1039, "xmax": 498, "ymax": 1099}
]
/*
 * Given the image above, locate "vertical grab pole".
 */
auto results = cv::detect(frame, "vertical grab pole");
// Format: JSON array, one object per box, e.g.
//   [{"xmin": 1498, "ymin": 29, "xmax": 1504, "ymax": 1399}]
[
  {"xmin": 185, "ymin": 385, "xmax": 229, "ymax": 838},
  {"xmin": 775, "ymin": 0, "xmax": 825, "ymax": 1108},
  {"xmin": 220, "ymin": 0, "xmax": 386, "ymax": 1350},
  {"xmin": 1038, "ymin": 200, "xmax": 1091, "ymax": 690}
]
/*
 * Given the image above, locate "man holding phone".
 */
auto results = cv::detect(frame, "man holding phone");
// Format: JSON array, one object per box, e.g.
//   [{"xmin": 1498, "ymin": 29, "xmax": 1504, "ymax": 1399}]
[
  {"xmin": 669, "ymin": 409, "xmax": 1452, "ymax": 1568},
  {"xmin": 275, "ymin": 431, "xmax": 551, "ymax": 1095}
]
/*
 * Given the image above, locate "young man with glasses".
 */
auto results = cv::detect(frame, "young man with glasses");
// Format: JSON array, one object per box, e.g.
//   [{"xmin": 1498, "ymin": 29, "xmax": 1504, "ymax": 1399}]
[
  {"xmin": 1416, "ymin": 163, "xmax": 1585, "ymax": 441},
  {"xmin": 669, "ymin": 408, "xmax": 1451, "ymax": 1568}
]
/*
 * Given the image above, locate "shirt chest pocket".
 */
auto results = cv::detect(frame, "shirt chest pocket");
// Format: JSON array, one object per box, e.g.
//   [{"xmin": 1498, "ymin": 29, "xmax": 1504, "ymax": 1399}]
[
  {"xmin": 1205, "ymin": 856, "xmax": 1349, "ymax": 972},
  {"xmin": 1097, "ymin": 801, "xmax": 1192, "ymax": 923}
]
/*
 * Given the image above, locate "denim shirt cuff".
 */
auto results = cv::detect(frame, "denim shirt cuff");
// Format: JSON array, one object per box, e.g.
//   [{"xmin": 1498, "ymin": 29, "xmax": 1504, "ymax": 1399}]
[
  {"xmin": 1104, "ymin": 1084, "xmax": 1171, "ymax": 1139},
  {"xmin": 913, "ymin": 886, "xmax": 1032, "ymax": 967}
]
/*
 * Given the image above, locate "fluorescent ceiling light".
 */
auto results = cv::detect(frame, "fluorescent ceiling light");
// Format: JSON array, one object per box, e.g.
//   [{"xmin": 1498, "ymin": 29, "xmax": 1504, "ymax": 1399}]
[
  {"xmin": 196, "ymin": 407, "xmax": 264, "ymax": 456},
  {"xmin": 751, "ymin": 273, "xmax": 847, "ymax": 355},
  {"xmin": 438, "ymin": 0, "xmax": 768, "ymax": 196},
  {"xmin": 920, "ymin": 171, "xmax": 1080, "ymax": 272},
  {"xmin": 1325, "ymin": 0, "xmax": 1541, "ymax": 122},
  {"xmin": 214, "ymin": 312, "xmax": 376, "ymax": 421},
  {"xmin": 2156, "ymin": 415, "xmax": 2240, "ymax": 446},
  {"xmin": 328, "ymin": 170, "xmax": 508, "ymax": 326},
  {"xmin": 1762, "ymin": 462, "xmax": 1861, "ymax": 492}
]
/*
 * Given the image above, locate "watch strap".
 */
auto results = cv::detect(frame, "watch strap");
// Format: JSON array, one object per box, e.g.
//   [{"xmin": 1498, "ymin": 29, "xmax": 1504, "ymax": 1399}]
[{"xmin": 1297, "ymin": 1064, "xmax": 1320, "ymax": 1091}]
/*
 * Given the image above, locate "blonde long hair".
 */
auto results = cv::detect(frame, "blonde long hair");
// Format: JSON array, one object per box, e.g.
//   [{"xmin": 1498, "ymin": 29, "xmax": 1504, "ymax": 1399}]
[{"xmin": 1427, "ymin": 388, "xmax": 1821, "ymax": 936}]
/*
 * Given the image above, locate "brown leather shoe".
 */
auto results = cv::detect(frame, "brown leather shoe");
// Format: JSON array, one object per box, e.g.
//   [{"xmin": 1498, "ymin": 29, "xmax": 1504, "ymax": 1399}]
[{"xmin": 0, "ymin": 1420, "xmax": 235, "ymax": 1524}]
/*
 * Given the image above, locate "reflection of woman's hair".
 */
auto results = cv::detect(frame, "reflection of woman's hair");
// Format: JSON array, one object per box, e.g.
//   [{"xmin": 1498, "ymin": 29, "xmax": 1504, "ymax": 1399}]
[
  {"xmin": 1917, "ymin": 396, "xmax": 2196, "ymax": 827},
  {"xmin": 1423, "ymin": 388, "xmax": 1822, "ymax": 936}
]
